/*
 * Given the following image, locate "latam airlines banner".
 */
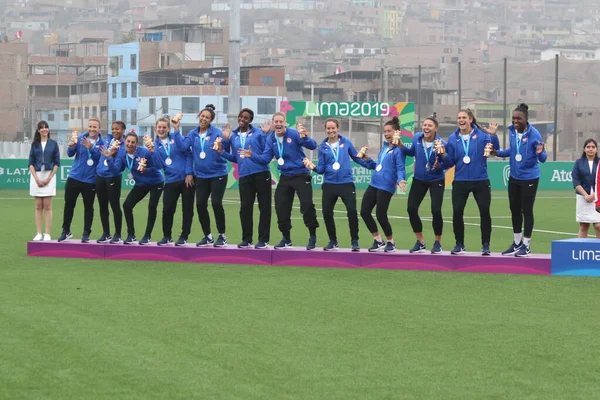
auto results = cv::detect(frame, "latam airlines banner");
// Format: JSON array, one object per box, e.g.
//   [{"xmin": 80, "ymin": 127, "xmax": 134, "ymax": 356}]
[{"xmin": 0, "ymin": 159, "xmax": 577, "ymax": 191}]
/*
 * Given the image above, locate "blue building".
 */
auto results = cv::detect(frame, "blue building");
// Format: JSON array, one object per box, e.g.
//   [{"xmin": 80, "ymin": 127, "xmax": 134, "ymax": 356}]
[{"xmin": 107, "ymin": 42, "xmax": 140, "ymax": 134}]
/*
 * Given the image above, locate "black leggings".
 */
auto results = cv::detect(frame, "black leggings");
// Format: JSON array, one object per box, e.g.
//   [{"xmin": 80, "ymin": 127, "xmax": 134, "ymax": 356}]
[
  {"xmin": 162, "ymin": 180, "xmax": 195, "ymax": 239},
  {"xmin": 407, "ymin": 178, "xmax": 445, "ymax": 236},
  {"xmin": 452, "ymin": 180, "xmax": 491, "ymax": 245},
  {"xmin": 123, "ymin": 183, "xmax": 164, "ymax": 237},
  {"xmin": 274, "ymin": 173, "xmax": 319, "ymax": 239},
  {"xmin": 195, "ymin": 175, "xmax": 228, "ymax": 236},
  {"xmin": 508, "ymin": 177, "xmax": 539, "ymax": 237},
  {"xmin": 62, "ymin": 177, "xmax": 96, "ymax": 235},
  {"xmin": 96, "ymin": 176, "xmax": 122, "ymax": 236},
  {"xmin": 322, "ymin": 182, "xmax": 359, "ymax": 241},
  {"xmin": 360, "ymin": 185, "xmax": 394, "ymax": 237}
]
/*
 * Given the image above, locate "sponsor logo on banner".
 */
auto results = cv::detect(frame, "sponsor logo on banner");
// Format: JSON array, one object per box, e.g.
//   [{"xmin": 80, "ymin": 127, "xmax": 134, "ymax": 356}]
[
  {"xmin": 572, "ymin": 250, "xmax": 600, "ymax": 261},
  {"xmin": 550, "ymin": 169, "xmax": 572, "ymax": 182}
]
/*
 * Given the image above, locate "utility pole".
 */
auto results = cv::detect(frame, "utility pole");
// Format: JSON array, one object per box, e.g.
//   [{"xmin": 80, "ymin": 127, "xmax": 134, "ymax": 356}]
[{"xmin": 227, "ymin": 0, "xmax": 241, "ymax": 126}]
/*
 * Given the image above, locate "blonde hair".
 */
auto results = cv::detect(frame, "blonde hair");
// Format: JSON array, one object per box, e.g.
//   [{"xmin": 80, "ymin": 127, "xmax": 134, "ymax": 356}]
[
  {"xmin": 88, "ymin": 118, "xmax": 101, "ymax": 128},
  {"xmin": 155, "ymin": 117, "xmax": 170, "ymax": 128}
]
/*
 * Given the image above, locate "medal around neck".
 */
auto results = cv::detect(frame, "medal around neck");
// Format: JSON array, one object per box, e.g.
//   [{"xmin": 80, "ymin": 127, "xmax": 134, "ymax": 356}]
[
  {"xmin": 463, "ymin": 156, "xmax": 471, "ymax": 164},
  {"xmin": 515, "ymin": 154, "xmax": 522, "ymax": 162},
  {"xmin": 376, "ymin": 164, "xmax": 382, "ymax": 172},
  {"xmin": 332, "ymin": 162, "xmax": 340, "ymax": 170},
  {"xmin": 86, "ymin": 159, "xmax": 94, "ymax": 166},
  {"xmin": 277, "ymin": 158, "xmax": 284, "ymax": 166},
  {"xmin": 200, "ymin": 151, "xmax": 206, "ymax": 159},
  {"xmin": 127, "ymin": 173, "xmax": 133, "ymax": 180},
  {"xmin": 165, "ymin": 157, "xmax": 172, "ymax": 166}
]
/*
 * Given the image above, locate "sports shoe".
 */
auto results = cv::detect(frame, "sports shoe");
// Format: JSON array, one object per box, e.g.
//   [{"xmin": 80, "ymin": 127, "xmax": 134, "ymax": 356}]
[
  {"xmin": 481, "ymin": 243, "xmax": 491, "ymax": 256},
  {"xmin": 368, "ymin": 239, "xmax": 385, "ymax": 252},
  {"xmin": 451, "ymin": 243, "xmax": 465, "ymax": 255},
  {"xmin": 57, "ymin": 231, "xmax": 72, "ymax": 242},
  {"xmin": 255, "ymin": 241, "xmax": 269, "ymax": 249},
  {"xmin": 196, "ymin": 236, "xmax": 214, "ymax": 247},
  {"xmin": 324, "ymin": 240, "xmax": 338, "ymax": 251},
  {"xmin": 124, "ymin": 235, "xmax": 137, "ymax": 244},
  {"xmin": 409, "ymin": 240, "xmax": 426, "ymax": 253},
  {"xmin": 175, "ymin": 236, "xmax": 187, "ymax": 246},
  {"xmin": 81, "ymin": 233, "xmax": 90, "ymax": 243},
  {"xmin": 139, "ymin": 235, "xmax": 151, "ymax": 245},
  {"xmin": 306, "ymin": 236, "xmax": 317, "ymax": 250},
  {"xmin": 515, "ymin": 244, "xmax": 531, "ymax": 257},
  {"xmin": 431, "ymin": 240, "xmax": 442, "ymax": 254},
  {"xmin": 237, "ymin": 240, "xmax": 253, "ymax": 248},
  {"xmin": 158, "ymin": 237, "xmax": 173, "ymax": 246},
  {"xmin": 274, "ymin": 238, "xmax": 292, "ymax": 249},
  {"xmin": 110, "ymin": 234, "xmax": 123, "ymax": 244},
  {"xmin": 384, "ymin": 242, "xmax": 396, "ymax": 252},
  {"xmin": 33, "ymin": 233, "xmax": 43, "ymax": 241},
  {"xmin": 351, "ymin": 240, "xmax": 360, "ymax": 252},
  {"xmin": 501, "ymin": 241, "xmax": 523, "ymax": 256},
  {"xmin": 214, "ymin": 234, "xmax": 227, "ymax": 247},
  {"xmin": 42, "ymin": 234, "xmax": 52, "ymax": 241},
  {"xmin": 97, "ymin": 232, "xmax": 112, "ymax": 244}
]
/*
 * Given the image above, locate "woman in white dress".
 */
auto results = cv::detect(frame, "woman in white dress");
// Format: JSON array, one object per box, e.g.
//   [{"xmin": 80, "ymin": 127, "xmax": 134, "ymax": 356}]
[
  {"xmin": 571, "ymin": 138, "xmax": 600, "ymax": 237},
  {"xmin": 28, "ymin": 121, "xmax": 60, "ymax": 240}
]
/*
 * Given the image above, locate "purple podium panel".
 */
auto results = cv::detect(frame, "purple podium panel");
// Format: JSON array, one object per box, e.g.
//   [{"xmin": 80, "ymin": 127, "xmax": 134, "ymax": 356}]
[
  {"xmin": 270, "ymin": 248, "xmax": 363, "ymax": 269},
  {"xmin": 103, "ymin": 243, "xmax": 272, "ymax": 265},
  {"xmin": 26, "ymin": 242, "xmax": 552, "ymax": 275},
  {"xmin": 27, "ymin": 240, "xmax": 105, "ymax": 260},
  {"xmin": 358, "ymin": 251, "xmax": 551, "ymax": 275}
]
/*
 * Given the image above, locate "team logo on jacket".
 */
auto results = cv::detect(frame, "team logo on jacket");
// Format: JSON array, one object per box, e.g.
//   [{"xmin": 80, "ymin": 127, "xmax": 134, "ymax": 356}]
[
  {"xmin": 170, "ymin": 140, "xmax": 175, "ymax": 144},
  {"xmin": 287, "ymin": 138, "xmax": 292, "ymax": 143},
  {"xmin": 472, "ymin": 134, "xmax": 477, "ymax": 140},
  {"xmin": 522, "ymin": 138, "xmax": 528, "ymax": 143},
  {"xmin": 340, "ymin": 144, "xmax": 344, "ymax": 148}
]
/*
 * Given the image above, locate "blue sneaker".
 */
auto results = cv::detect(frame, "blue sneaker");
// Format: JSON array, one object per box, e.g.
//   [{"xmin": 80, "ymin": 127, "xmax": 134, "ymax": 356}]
[
  {"xmin": 274, "ymin": 238, "xmax": 292, "ymax": 250},
  {"xmin": 214, "ymin": 234, "xmax": 227, "ymax": 247},
  {"xmin": 384, "ymin": 242, "xmax": 396, "ymax": 252},
  {"xmin": 351, "ymin": 240, "xmax": 360, "ymax": 252},
  {"xmin": 501, "ymin": 241, "xmax": 522, "ymax": 256},
  {"xmin": 124, "ymin": 235, "xmax": 137, "ymax": 245},
  {"xmin": 368, "ymin": 240, "xmax": 385, "ymax": 252},
  {"xmin": 96, "ymin": 232, "xmax": 111, "ymax": 244},
  {"xmin": 57, "ymin": 231, "xmax": 72, "ymax": 242},
  {"xmin": 237, "ymin": 240, "xmax": 253, "ymax": 249},
  {"xmin": 481, "ymin": 243, "xmax": 491, "ymax": 256},
  {"xmin": 139, "ymin": 235, "xmax": 151, "ymax": 245},
  {"xmin": 515, "ymin": 244, "xmax": 531, "ymax": 257},
  {"xmin": 323, "ymin": 240, "xmax": 338, "ymax": 251},
  {"xmin": 409, "ymin": 240, "xmax": 426, "ymax": 253},
  {"xmin": 175, "ymin": 236, "xmax": 187, "ymax": 246},
  {"xmin": 109, "ymin": 233, "xmax": 123, "ymax": 244},
  {"xmin": 431, "ymin": 240, "xmax": 442, "ymax": 254},
  {"xmin": 81, "ymin": 233, "xmax": 90, "ymax": 243},
  {"xmin": 451, "ymin": 243, "xmax": 465, "ymax": 255},
  {"xmin": 255, "ymin": 241, "xmax": 269, "ymax": 249},
  {"xmin": 157, "ymin": 237, "xmax": 173, "ymax": 246},
  {"xmin": 196, "ymin": 235, "xmax": 214, "ymax": 247},
  {"xmin": 306, "ymin": 236, "xmax": 317, "ymax": 250}
]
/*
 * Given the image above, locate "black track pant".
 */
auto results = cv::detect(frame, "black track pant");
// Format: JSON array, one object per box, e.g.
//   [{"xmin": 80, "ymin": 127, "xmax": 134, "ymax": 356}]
[
  {"xmin": 62, "ymin": 177, "xmax": 96, "ymax": 235},
  {"xmin": 407, "ymin": 178, "xmax": 445, "ymax": 236},
  {"xmin": 452, "ymin": 180, "xmax": 492, "ymax": 245},
  {"xmin": 239, "ymin": 171, "xmax": 272, "ymax": 243},
  {"xmin": 360, "ymin": 185, "xmax": 394, "ymax": 237},
  {"xmin": 162, "ymin": 180, "xmax": 195, "ymax": 239},
  {"xmin": 96, "ymin": 176, "xmax": 122, "ymax": 236},
  {"xmin": 508, "ymin": 177, "xmax": 539, "ymax": 237},
  {"xmin": 123, "ymin": 183, "xmax": 164, "ymax": 237},
  {"xmin": 195, "ymin": 175, "xmax": 228, "ymax": 236},
  {"xmin": 322, "ymin": 182, "xmax": 358, "ymax": 242},
  {"xmin": 274, "ymin": 173, "xmax": 319, "ymax": 239}
]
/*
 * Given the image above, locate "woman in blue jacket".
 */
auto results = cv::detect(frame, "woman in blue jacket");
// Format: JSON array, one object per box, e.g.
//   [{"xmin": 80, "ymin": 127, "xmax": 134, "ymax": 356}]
[
  {"xmin": 219, "ymin": 108, "xmax": 272, "ymax": 249},
  {"xmin": 241, "ymin": 112, "xmax": 319, "ymax": 250},
  {"xmin": 400, "ymin": 116, "xmax": 450, "ymax": 254},
  {"xmin": 360, "ymin": 116, "xmax": 407, "ymax": 253},
  {"xmin": 150, "ymin": 116, "xmax": 194, "ymax": 247},
  {"xmin": 305, "ymin": 118, "xmax": 375, "ymax": 251},
  {"xmin": 28, "ymin": 120, "xmax": 60, "ymax": 241},
  {"xmin": 495, "ymin": 103, "xmax": 547, "ymax": 257},
  {"xmin": 105, "ymin": 132, "xmax": 164, "ymax": 245},
  {"xmin": 439, "ymin": 109, "xmax": 494, "ymax": 255},
  {"xmin": 572, "ymin": 139, "xmax": 600, "ymax": 238},
  {"xmin": 174, "ymin": 104, "xmax": 228, "ymax": 248}
]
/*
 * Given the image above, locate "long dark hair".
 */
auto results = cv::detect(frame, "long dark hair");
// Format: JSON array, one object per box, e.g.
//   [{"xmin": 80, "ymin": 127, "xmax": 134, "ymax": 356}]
[
  {"xmin": 581, "ymin": 138, "xmax": 598, "ymax": 159},
  {"xmin": 384, "ymin": 116, "xmax": 400, "ymax": 130},
  {"xmin": 33, "ymin": 120, "xmax": 49, "ymax": 147},
  {"xmin": 459, "ymin": 108, "xmax": 482, "ymax": 130}
]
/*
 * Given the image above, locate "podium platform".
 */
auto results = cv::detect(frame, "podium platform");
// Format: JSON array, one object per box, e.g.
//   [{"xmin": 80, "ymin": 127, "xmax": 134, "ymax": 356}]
[
  {"xmin": 552, "ymin": 238, "xmax": 600, "ymax": 276},
  {"xmin": 27, "ymin": 241, "xmax": 552, "ymax": 275}
]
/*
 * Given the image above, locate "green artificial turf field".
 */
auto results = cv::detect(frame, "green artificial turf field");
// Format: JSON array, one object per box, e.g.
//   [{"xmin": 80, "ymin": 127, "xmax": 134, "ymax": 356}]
[{"xmin": 2, "ymin": 189, "xmax": 600, "ymax": 399}]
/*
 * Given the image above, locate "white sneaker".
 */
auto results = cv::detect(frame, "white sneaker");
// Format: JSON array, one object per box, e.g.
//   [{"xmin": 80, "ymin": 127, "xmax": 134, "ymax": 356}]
[
  {"xmin": 43, "ymin": 234, "xmax": 51, "ymax": 241},
  {"xmin": 33, "ymin": 233, "xmax": 42, "ymax": 241}
]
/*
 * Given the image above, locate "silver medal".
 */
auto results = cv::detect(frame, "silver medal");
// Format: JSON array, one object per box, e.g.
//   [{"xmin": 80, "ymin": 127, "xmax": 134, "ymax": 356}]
[
  {"xmin": 165, "ymin": 157, "xmax": 172, "ymax": 166},
  {"xmin": 426, "ymin": 165, "xmax": 431, "ymax": 171},
  {"xmin": 376, "ymin": 164, "xmax": 382, "ymax": 172},
  {"xmin": 200, "ymin": 151, "xmax": 206, "ymax": 159},
  {"xmin": 332, "ymin": 162, "xmax": 340, "ymax": 170},
  {"xmin": 463, "ymin": 156, "xmax": 471, "ymax": 164},
  {"xmin": 277, "ymin": 158, "xmax": 284, "ymax": 166},
  {"xmin": 515, "ymin": 154, "xmax": 522, "ymax": 162},
  {"xmin": 104, "ymin": 160, "xmax": 108, "ymax": 167},
  {"xmin": 127, "ymin": 173, "xmax": 133, "ymax": 180},
  {"xmin": 86, "ymin": 159, "xmax": 94, "ymax": 166}
]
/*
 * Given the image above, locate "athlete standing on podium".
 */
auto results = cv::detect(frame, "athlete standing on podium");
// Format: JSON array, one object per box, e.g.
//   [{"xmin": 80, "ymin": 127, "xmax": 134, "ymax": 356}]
[
  {"xmin": 241, "ymin": 112, "xmax": 319, "ymax": 250},
  {"xmin": 304, "ymin": 118, "xmax": 376, "ymax": 252},
  {"xmin": 494, "ymin": 103, "xmax": 547, "ymax": 257}
]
